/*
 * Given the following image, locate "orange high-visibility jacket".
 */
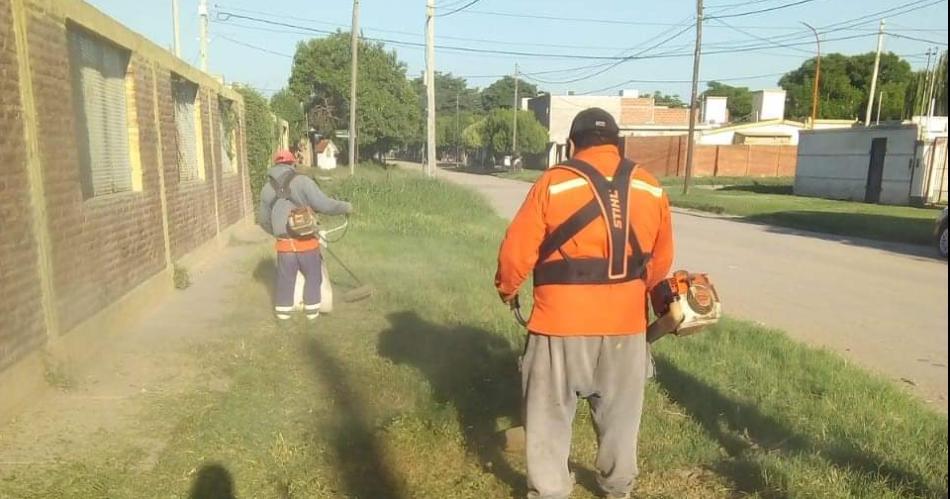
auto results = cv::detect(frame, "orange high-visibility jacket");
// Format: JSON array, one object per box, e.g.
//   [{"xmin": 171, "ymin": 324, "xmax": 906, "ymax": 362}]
[{"xmin": 495, "ymin": 144, "xmax": 674, "ymax": 336}]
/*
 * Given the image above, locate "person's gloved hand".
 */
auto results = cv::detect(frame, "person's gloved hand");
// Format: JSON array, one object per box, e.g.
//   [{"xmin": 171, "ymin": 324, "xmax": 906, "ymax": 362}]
[{"xmin": 499, "ymin": 291, "xmax": 517, "ymax": 306}]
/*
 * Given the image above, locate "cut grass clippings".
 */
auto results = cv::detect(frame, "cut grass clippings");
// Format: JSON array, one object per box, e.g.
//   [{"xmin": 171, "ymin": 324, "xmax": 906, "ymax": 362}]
[{"xmin": 1, "ymin": 166, "xmax": 945, "ymax": 498}]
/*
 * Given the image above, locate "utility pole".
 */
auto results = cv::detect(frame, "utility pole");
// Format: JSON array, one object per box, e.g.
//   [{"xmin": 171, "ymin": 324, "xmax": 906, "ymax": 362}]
[
  {"xmin": 801, "ymin": 22, "xmax": 821, "ymax": 127},
  {"xmin": 926, "ymin": 47, "xmax": 939, "ymax": 123},
  {"xmin": 512, "ymin": 63, "xmax": 519, "ymax": 170},
  {"xmin": 683, "ymin": 0, "xmax": 703, "ymax": 195},
  {"xmin": 876, "ymin": 90, "xmax": 884, "ymax": 125},
  {"xmin": 920, "ymin": 48, "xmax": 934, "ymax": 117},
  {"xmin": 864, "ymin": 20, "xmax": 885, "ymax": 127},
  {"xmin": 349, "ymin": 0, "xmax": 359, "ymax": 175},
  {"xmin": 172, "ymin": 0, "xmax": 181, "ymax": 58},
  {"xmin": 425, "ymin": 0, "xmax": 437, "ymax": 177},
  {"xmin": 455, "ymin": 93, "xmax": 461, "ymax": 166},
  {"xmin": 198, "ymin": 0, "xmax": 208, "ymax": 72}
]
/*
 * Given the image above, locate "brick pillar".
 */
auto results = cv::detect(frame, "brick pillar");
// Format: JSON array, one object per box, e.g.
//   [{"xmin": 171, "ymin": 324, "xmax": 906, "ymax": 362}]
[{"xmin": 11, "ymin": 0, "xmax": 59, "ymax": 338}]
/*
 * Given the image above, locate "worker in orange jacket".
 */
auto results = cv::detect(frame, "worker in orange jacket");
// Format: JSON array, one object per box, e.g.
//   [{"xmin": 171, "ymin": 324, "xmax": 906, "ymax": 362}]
[{"xmin": 495, "ymin": 108, "xmax": 674, "ymax": 499}]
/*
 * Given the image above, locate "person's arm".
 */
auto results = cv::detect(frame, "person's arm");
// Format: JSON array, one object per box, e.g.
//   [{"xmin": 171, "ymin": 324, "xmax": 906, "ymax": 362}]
[
  {"xmin": 495, "ymin": 175, "xmax": 549, "ymax": 302},
  {"xmin": 301, "ymin": 178, "xmax": 353, "ymax": 215},
  {"xmin": 645, "ymin": 192, "xmax": 674, "ymax": 290}
]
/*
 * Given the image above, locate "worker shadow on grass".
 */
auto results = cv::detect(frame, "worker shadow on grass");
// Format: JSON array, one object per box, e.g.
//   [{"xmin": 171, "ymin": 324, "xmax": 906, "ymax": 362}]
[
  {"xmin": 188, "ymin": 463, "xmax": 236, "ymax": 499},
  {"xmin": 252, "ymin": 256, "xmax": 277, "ymax": 303},
  {"xmin": 652, "ymin": 355, "xmax": 940, "ymax": 498},
  {"xmin": 305, "ymin": 334, "xmax": 408, "ymax": 499},
  {"xmin": 377, "ymin": 311, "xmax": 529, "ymax": 496}
]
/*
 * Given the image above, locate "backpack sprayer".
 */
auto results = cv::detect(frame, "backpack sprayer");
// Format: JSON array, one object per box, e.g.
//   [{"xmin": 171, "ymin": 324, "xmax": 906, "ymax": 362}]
[{"xmin": 292, "ymin": 216, "xmax": 373, "ymax": 312}]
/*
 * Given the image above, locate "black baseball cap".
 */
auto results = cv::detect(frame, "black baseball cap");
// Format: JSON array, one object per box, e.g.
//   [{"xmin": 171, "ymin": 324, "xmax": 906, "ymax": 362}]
[{"xmin": 569, "ymin": 107, "xmax": 619, "ymax": 140}]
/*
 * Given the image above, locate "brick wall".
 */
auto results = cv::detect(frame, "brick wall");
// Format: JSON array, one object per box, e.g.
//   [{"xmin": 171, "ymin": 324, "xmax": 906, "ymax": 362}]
[
  {"xmin": 0, "ymin": 0, "xmax": 250, "ymax": 373},
  {"xmin": 624, "ymin": 135, "xmax": 797, "ymax": 178},
  {"xmin": 0, "ymin": 0, "xmax": 46, "ymax": 371}
]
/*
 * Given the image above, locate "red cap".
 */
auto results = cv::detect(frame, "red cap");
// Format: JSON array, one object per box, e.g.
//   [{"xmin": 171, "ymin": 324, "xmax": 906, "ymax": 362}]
[{"xmin": 274, "ymin": 150, "xmax": 296, "ymax": 165}]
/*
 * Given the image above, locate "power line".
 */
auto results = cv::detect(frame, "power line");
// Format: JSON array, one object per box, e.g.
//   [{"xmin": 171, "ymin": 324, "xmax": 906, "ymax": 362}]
[
  {"xmin": 887, "ymin": 32, "xmax": 949, "ymax": 46},
  {"xmin": 218, "ymin": 34, "xmax": 293, "ymax": 57},
  {"xmin": 436, "ymin": 0, "xmax": 483, "ymax": 17},
  {"xmin": 707, "ymin": 0, "xmax": 819, "ymax": 19},
  {"xmin": 581, "ymin": 71, "xmax": 789, "ymax": 95}
]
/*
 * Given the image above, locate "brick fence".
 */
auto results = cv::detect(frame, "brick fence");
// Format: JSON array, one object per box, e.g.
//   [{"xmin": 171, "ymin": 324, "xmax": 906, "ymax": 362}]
[
  {"xmin": 0, "ymin": 0, "xmax": 251, "ymax": 382},
  {"xmin": 622, "ymin": 136, "xmax": 797, "ymax": 178}
]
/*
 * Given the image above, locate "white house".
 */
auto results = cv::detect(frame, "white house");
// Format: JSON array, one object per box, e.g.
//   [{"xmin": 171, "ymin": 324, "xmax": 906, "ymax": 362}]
[{"xmin": 314, "ymin": 139, "xmax": 339, "ymax": 170}]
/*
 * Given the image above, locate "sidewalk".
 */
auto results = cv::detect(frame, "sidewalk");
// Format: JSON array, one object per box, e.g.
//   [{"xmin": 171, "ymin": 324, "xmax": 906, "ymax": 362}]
[{"xmin": 0, "ymin": 223, "xmax": 273, "ymax": 474}]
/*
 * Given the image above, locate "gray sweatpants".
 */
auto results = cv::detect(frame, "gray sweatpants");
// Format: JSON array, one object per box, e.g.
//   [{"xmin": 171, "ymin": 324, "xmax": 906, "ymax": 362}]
[
  {"xmin": 521, "ymin": 333, "xmax": 649, "ymax": 499},
  {"xmin": 274, "ymin": 249, "xmax": 322, "ymax": 319}
]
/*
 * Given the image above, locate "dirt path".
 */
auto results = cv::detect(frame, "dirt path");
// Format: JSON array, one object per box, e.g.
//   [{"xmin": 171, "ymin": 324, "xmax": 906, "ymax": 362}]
[
  {"xmin": 0, "ymin": 223, "xmax": 273, "ymax": 480},
  {"xmin": 421, "ymin": 165, "xmax": 949, "ymax": 412}
]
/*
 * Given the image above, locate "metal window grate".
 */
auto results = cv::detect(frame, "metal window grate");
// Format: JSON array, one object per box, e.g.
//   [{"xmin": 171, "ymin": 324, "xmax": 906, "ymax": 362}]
[
  {"xmin": 173, "ymin": 78, "xmax": 201, "ymax": 181},
  {"xmin": 69, "ymin": 28, "xmax": 132, "ymax": 198}
]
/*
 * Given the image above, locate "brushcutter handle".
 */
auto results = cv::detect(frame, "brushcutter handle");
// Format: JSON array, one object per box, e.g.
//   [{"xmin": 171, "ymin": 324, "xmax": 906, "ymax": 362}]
[{"xmin": 510, "ymin": 295, "xmax": 528, "ymax": 327}]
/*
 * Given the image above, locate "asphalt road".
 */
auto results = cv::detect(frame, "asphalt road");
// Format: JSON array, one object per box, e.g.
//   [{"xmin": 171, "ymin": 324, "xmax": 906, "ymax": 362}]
[{"xmin": 429, "ymin": 166, "xmax": 949, "ymax": 411}]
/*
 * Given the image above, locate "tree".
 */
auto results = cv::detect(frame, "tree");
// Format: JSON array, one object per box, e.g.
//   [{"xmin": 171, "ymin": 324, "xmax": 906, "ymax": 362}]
[
  {"xmin": 905, "ymin": 50, "xmax": 948, "ymax": 118},
  {"xmin": 270, "ymin": 88, "xmax": 306, "ymax": 145},
  {"xmin": 481, "ymin": 76, "xmax": 538, "ymax": 112},
  {"xmin": 467, "ymin": 109, "xmax": 547, "ymax": 160},
  {"xmin": 651, "ymin": 91, "xmax": 686, "ymax": 108},
  {"xmin": 288, "ymin": 32, "xmax": 421, "ymax": 161},
  {"xmin": 233, "ymin": 85, "xmax": 276, "ymax": 202},
  {"xmin": 780, "ymin": 52, "xmax": 914, "ymax": 120},
  {"xmin": 702, "ymin": 81, "xmax": 754, "ymax": 121},
  {"xmin": 412, "ymin": 72, "xmax": 481, "ymax": 114}
]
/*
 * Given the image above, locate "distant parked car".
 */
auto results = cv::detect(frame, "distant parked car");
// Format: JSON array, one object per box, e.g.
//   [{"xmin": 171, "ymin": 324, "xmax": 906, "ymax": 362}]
[{"xmin": 936, "ymin": 207, "xmax": 948, "ymax": 258}]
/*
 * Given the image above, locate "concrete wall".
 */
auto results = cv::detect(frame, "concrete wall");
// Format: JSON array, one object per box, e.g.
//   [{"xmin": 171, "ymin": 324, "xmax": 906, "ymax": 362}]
[
  {"xmin": 795, "ymin": 126, "xmax": 918, "ymax": 205},
  {"xmin": 0, "ymin": 0, "xmax": 251, "ymax": 413},
  {"xmin": 623, "ymin": 135, "xmax": 796, "ymax": 178},
  {"xmin": 699, "ymin": 123, "xmax": 803, "ymax": 146},
  {"xmin": 702, "ymin": 96, "xmax": 728, "ymax": 125},
  {"xmin": 752, "ymin": 89, "xmax": 786, "ymax": 121},
  {"xmin": 528, "ymin": 94, "xmax": 623, "ymax": 145}
]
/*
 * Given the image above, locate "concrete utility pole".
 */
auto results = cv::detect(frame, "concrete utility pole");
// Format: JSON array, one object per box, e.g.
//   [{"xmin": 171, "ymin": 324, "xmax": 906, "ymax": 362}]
[
  {"xmin": 455, "ymin": 93, "xmax": 461, "ymax": 166},
  {"xmin": 198, "ymin": 0, "xmax": 208, "ymax": 72},
  {"xmin": 349, "ymin": 0, "xmax": 359, "ymax": 175},
  {"xmin": 920, "ymin": 48, "xmax": 934, "ymax": 117},
  {"xmin": 864, "ymin": 20, "xmax": 885, "ymax": 127},
  {"xmin": 512, "ymin": 63, "xmax": 519, "ymax": 168},
  {"xmin": 876, "ymin": 90, "xmax": 884, "ymax": 125},
  {"xmin": 172, "ymin": 0, "xmax": 181, "ymax": 58},
  {"xmin": 425, "ymin": 0, "xmax": 437, "ymax": 177},
  {"xmin": 683, "ymin": 0, "xmax": 703, "ymax": 195},
  {"xmin": 800, "ymin": 22, "xmax": 821, "ymax": 127},
  {"xmin": 926, "ymin": 47, "xmax": 940, "ymax": 123}
]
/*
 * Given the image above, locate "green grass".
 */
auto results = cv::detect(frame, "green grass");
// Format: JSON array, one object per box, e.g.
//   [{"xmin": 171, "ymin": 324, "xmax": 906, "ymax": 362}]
[
  {"xmin": 1, "ymin": 166, "xmax": 945, "ymax": 498},
  {"xmin": 501, "ymin": 171, "xmax": 939, "ymax": 246},
  {"xmin": 662, "ymin": 177, "xmax": 940, "ymax": 246}
]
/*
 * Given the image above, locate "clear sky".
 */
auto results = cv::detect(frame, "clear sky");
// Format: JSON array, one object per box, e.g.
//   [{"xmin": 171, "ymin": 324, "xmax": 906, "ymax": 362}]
[{"xmin": 87, "ymin": 0, "xmax": 948, "ymax": 99}]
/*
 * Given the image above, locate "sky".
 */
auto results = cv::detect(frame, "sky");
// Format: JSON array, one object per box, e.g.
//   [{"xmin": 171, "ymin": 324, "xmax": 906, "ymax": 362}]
[{"xmin": 87, "ymin": 0, "xmax": 949, "ymax": 99}]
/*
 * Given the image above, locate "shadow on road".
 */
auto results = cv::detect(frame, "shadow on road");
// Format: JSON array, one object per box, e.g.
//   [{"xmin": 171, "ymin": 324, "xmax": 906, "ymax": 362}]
[
  {"xmin": 305, "ymin": 335, "xmax": 407, "ymax": 499},
  {"xmin": 652, "ymin": 355, "xmax": 940, "ymax": 498},
  {"xmin": 188, "ymin": 463, "xmax": 236, "ymax": 499},
  {"xmin": 377, "ymin": 310, "xmax": 527, "ymax": 496}
]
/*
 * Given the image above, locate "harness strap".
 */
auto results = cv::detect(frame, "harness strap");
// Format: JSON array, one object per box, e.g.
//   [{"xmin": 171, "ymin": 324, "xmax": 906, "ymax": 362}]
[{"xmin": 534, "ymin": 158, "xmax": 648, "ymax": 286}]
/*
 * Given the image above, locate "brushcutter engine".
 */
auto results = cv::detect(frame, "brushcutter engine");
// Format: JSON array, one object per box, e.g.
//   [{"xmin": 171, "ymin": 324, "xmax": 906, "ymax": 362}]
[{"xmin": 646, "ymin": 270, "xmax": 721, "ymax": 343}]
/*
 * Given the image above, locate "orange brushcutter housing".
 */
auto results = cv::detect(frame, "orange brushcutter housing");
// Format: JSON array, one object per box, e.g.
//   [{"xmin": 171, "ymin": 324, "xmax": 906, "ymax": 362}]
[{"xmin": 647, "ymin": 271, "xmax": 722, "ymax": 343}]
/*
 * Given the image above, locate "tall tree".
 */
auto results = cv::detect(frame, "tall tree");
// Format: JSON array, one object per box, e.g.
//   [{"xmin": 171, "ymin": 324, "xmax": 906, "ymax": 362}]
[
  {"xmin": 466, "ymin": 109, "xmax": 547, "ymax": 159},
  {"xmin": 270, "ymin": 88, "xmax": 306, "ymax": 145},
  {"xmin": 481, "ymin": 76, "xmax": 538, "ymax": 112},
  {"xmin": 702, "ymin": 82, "xmax": 754, "ymax": 121},
  {"xmin": 780, "ymin": 52, "xmax": 914, "ymax": 121},
  {"xmin": 412, "ymin": 72, "xmax": 481, "ymax": 114},
  {"xmin": 288, "ymin": 32, "xmax": 421, "ymax": 160}
]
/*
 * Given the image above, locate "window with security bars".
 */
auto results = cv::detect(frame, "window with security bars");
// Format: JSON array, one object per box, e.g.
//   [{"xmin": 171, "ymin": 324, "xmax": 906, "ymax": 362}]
[
  {"xmin": 173, "ymin": 77, "xmax": 203, "ymax": 182},
  {"xmin": 68, "ymin": 26, "xmax": 133, "ymax": 198},
  {"xmin": 218, "ymin": 99, "xmax": 237, "ymax": 174}
]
